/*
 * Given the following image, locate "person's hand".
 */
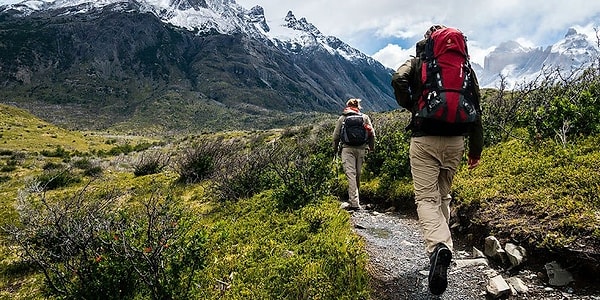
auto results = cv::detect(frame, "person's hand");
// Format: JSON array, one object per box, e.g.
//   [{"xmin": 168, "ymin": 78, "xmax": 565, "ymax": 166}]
[{"xmin": 467, "ymin": 157, "xmax": 480, "ymax": 169}]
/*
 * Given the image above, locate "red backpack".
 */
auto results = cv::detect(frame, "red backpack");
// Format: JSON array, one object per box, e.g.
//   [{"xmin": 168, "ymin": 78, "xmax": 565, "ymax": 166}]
[{"xmin": 417, "ymin": 27, "xmax": 478, "ymax": 123}]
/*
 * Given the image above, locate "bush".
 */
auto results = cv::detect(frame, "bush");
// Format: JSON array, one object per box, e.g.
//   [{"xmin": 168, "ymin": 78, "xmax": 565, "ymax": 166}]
[
  {"xmin": 133, "ymin": 151, "xmax": 170, "ymax": 177},
  {"xmin": 364, "ymin": 113, "xmax": 411, "ymax": 181},
  {"xmin": 42, "ymin": 161, "xmax": 65, "ymax": 171},
  {"xmin": 452, "ymin": 136, "xmax": 600, "ymax": 250},
  {"xmin": 4, "ymin": 183, "xmax": 207, "ymax": 300},
  {"xmin": 518, "ymin": 65, "xmax": 600, "ymax": 144},
  {"xmin": 210, "ymin": 144, "xmax": 277, "ymax": 201},
  {"xmin": 0, "ymin": 149, "xmax": 14, "ymax": 156},
  {"xmin": 34, "ymin": 168, "xmax": 81, "ymax": 191},
  {"xmin": 1, "ymin": 164, "xmax": 17, "ymax": 172},
  {"xmin": 0, "ymin": 175, "xmax": 9, "ymax": 183},
  {"xmin": 267, "ymin": 130, "xmax": 335, "ymax": 211},
  {"xmin": 83, "ymin": 165, "xmax": 103, "ymax": 177},
  {"xmin": 174, "ymin": 139, "xmax": 238, "ymax": 184},
  {"xmin": 480, "ymin": 83, "xmax": 524, "ymax": 145},
  {"xmin": 108, "ymin": 143, "xmax": 133, "ymax": 156},
  {"xmin": 71, "ymin": 157, "xmax": 93, "ymax": 170},
  {"xmin": 69, "ymin": 158, "xmax": 103, "ymax": 177},
  {"xmin": 40, "ymin": 146, "xmax": 70, "ymax": 158}
]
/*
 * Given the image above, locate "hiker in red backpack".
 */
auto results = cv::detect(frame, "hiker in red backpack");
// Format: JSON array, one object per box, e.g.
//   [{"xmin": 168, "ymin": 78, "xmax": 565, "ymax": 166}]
[
  {"xmin": 391, "ymin": 25, "xmax": 483, "ymax": 295},
  {"xmin": 332, "ymin": 98, "xmax": 376, "ymax": 211}
]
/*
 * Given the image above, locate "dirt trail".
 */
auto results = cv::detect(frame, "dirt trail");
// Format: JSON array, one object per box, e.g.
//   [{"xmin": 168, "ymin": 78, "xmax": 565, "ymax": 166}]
[{"xmin": 350, "ymin": 209, "xmax": 600, "ymax": 300}]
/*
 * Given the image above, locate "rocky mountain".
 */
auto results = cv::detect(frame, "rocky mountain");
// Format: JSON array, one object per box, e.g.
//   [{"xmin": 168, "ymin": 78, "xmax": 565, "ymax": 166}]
[
  {"xmin": 0, "ymin": 0, "xmax": 397, "ymax": 132},
  {"xmin": 478, "ymin": 28, "xmax": 599, "ymax": 88}
]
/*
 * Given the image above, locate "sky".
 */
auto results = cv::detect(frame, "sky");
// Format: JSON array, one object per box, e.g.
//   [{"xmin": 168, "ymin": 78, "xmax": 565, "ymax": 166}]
[
  {"xmin": 235, "ymin": 0, "xmax": 600, "ymax": 69},
  {"xmin": 2, "ymin": 0, "xmax": 599, "ymax": 69}
]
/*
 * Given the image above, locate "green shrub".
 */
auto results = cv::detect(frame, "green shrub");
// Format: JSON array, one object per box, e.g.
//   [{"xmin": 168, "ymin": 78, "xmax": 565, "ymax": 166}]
[
  {"xmin": 108, "ymin": 143, "xmax": 134, "ymax": 156},
  {"xmin": 195, "ymin": 193, "xmax": 370, "ymax": 299},
  {"xmin": 268, "ymin": 133, "xmax": 335, "ymax": 211},
  {"xmin": 133, "ymin": 151, "xmax": 170, "ymax": 177},
  {"xmin": 42, "ymin": 161, "xmax": 63, "ymax": 170},
  {"xmin": 70, "ymin": 158, "xmax": 103, "ymax": 177},
  {"xmin": 0, "ymin": 149, "xmax": 13, "ymax": 156},
  {"xmin": 364, "ymin": 114, "xmax": 411, "ymax": 181},
  {"xmin": 174, "ymin": 139, "xmax": 236, "ymax": 184},
  {"xmin": 210, "ymin": 144, "xmax": 277, "ymax": 201},
  {"xmin": 40, "ymin": 146, "xmax": 70, "ymax": 158},
  {"xmin": 0, "ymin": 175, "xmax": 9, "ymax": 183},
  {"xmin": 520, "ymin": 66, "xmax": 600, "ymax": 143},
  {"xmin": 5, "ymin": 184, "xmax": 207, "ymax": 300},
  {"xmin": 83, "ymin": 165, "xmax": 103, "ymax": 177},
  {"xmin": 480, "ymin": 86, "xmax": 524, "ymax": 145},
  {"xmin": 35, "ymin": 168, "xmax": 81, "ymax": 191},
  {"xmin": 0, "ymin": 164, "xmax": 17, "ymax": 172},
  {"xmin": 71, "ymin": 157, "xmax": 93, "ymax": 170},
  {"xmin": 452, "ymin": 136, "xmax": 600, "ymax": 250}
]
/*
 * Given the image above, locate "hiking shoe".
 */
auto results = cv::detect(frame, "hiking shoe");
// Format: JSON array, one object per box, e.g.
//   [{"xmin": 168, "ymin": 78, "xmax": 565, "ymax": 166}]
[
  {"xmin": 340, "ymin": 202, "xmax": 361, "ymax": 212},
  {"xmin": 428, "ymin": 243, "xmax": 452, "ymax": 295},
  {"xmin": 347, "ymin": 205, "xmax": 362, "ymax": 211},
  {"xmin": 340, "ymin": 202, "xmax": 351, "ymax": 210}
]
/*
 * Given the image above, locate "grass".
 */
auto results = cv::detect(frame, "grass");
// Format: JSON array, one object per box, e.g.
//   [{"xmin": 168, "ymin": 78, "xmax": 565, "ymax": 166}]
[
  {"xmin": 0, "ymin": 104, "xmax": 371, "ymax": 299},
  {"xmin": 452, "ymin": 136, "xmax": 600, "ymax": 251},
  {"xmin": 0, "ymin": 104, "xmax": 104, "ymax": 153},
  {"xmin": 192, "ymin": 193, "xmax": 370, "ymax": 299},
  {"xmin": 2, "ymin": 102, "xmax": 600, "ymax": 298}
]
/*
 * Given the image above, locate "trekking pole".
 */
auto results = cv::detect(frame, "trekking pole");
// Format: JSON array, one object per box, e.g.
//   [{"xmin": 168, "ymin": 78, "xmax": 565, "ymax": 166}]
[{"xmin": 331, "ymin": 143, "xmax": 342, "ymax": 186}]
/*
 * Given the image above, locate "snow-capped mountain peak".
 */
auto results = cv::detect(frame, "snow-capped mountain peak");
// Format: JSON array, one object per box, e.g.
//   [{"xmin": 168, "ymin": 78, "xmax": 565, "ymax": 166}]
[
  {"xmin": 479, "ymin": 27, "xmax": 599, "ymax": 88},
  {"xmin": 494, "ymin": 40, "xmax": 532, "ymax": 54},
  {"xmin": 551, "ymin": 27, "xmax": 597, "ymax": 57},
  {"xmin": 3, "ymin": 0, "xmax": 251, "ymax": 34},
  {"xmin": 283, "ymin": 11, "xmax": 321, "ymax": 36},
  {"xmin": 2, "ymin": 0, "xmax": 368, "ymax": 63}
]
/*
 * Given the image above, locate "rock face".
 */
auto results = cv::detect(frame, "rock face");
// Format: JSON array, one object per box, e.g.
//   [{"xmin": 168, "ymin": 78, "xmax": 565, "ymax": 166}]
[{"xmin": 0, "ymin": 1, "xmax": 397, "ymax": 131}]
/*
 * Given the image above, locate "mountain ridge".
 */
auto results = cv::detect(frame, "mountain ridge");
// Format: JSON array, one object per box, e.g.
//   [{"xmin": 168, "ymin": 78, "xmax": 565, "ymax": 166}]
[
  {"xmin": 2, "ymin": 0, "xmax": 598, "ymax": 133},
  {"xmin": 479, "ymin": 27, "xmax": 599, "ymax": 88},
  {"xmin": 0, "ymin": 0, "xmax": 397, "ymax": 132}
]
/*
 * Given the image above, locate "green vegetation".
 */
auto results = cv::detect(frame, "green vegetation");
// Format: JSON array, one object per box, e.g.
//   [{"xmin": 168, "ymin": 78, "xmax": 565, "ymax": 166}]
[
  {"xmin": 1, "ymin": 62, "xmax": 600, "ymax": 298},
  {"xmin": 453, "ymin": 136, "xmax": 600, "ymax": 250},
  {"xmin": 451, "ymin": 64, "xmax": 600, "ymax": 253},
  {"xmin": 0, "ymin": 110, "xmax": 370, "ymax": 299}
]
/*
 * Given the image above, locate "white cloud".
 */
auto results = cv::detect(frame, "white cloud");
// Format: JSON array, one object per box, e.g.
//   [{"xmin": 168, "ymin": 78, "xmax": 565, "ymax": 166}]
[
  {"xmin": 237, "ymin": 0, "xmax": 600, "ymax": 68},
  {"xmin": 371, "ymin": 44, "xmax": 414, "ymax": 70},
  {"xmin": 3, "ymin": 0, "xmax": 599, "ymax": 69}
]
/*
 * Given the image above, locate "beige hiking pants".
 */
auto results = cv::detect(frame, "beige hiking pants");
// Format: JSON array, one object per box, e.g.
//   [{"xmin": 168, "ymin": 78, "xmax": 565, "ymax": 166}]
[
  {"xmin": 341, "ymin": 146, "xmax": 367, "ymax": 207},
  {"xmin": 410, "ymin": 136, "xmax": 465, "ymax": 254}
]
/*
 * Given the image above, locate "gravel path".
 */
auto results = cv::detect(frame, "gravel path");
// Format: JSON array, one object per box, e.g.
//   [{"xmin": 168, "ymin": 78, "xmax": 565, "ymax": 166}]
[{"xmin": 350, "ymin": 209, "xmax": 600, "ymax": 300}]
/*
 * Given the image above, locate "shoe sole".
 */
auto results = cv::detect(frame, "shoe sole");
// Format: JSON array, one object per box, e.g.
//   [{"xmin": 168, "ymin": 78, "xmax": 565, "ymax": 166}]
[{"xmin": 429, "ymin": 247, "xmax": 452, "ymax": 295}]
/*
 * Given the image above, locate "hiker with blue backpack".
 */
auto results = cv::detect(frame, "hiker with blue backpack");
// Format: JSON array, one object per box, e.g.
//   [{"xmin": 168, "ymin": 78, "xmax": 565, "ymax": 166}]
[
  {"xmin": 391, "ymin": 25, "xmax": 484, "ymax": 296},
  {"xmin": 332, "ymin": 98, "xmax": 376, "ymax": 211}
]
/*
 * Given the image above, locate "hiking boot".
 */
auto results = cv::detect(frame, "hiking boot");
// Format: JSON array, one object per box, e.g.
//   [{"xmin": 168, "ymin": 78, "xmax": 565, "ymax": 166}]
[
  {"xmin": 340, "ymin": 202, "xmax": 361, "ymax": 212},
  {"xmin": 347, "ymin": 205, "xmax": 362, "ymax": 211},
  {"xmin": 428, "ymin": 243, "xmax": 452, "ymax": 295}
]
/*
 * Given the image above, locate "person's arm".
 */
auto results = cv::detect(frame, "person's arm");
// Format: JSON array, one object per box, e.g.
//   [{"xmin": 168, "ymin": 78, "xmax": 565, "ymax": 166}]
[
  {"xmin": 467, "ymin": 67, "xmax": 483, "ymax": 169},
  {"xmin": 365, "ymin": 115, "xmax": 375, "ymax": 152},
  {"xmin": 467, "ymin": 116, "xmax": 483, "ymax": 169},
  {"xmin": 332, "ymin": 116, "xmax": 343, "ymax": 155},
  {"xmin": 391, "ymin": 58, "xmax": 417, "ymax": 109}
]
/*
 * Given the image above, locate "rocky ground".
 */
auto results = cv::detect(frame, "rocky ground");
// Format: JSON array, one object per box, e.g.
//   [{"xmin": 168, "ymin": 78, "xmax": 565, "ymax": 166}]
[{"xmin": 350, "ymin": 208, "xmax": 600, "ymax": 300}]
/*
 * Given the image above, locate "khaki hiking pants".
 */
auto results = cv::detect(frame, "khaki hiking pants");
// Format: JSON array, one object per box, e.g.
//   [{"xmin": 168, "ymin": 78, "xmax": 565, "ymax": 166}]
[
  {"xmin": 410, "ymin": 136, "xmax": 465, "ymax": 254},
  {"xmin": 341, "ymin": 146, "xmax": 367, "ymax": 207}
]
